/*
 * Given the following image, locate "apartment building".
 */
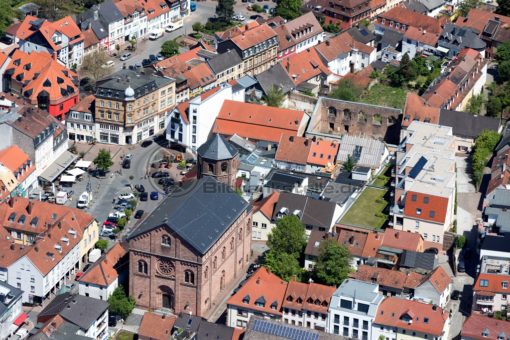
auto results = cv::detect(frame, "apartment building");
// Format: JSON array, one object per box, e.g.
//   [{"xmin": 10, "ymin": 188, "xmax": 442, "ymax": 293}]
[
  {"xmin": 94, "ymin": 69, "xmax": 175, "ymax": 145},
  {"xmin": 473, "ymin": 273, "xmax": 510, "ymax": 314},
  {"xmin": 67, "ymin": 95, "xmax": 96, "ymax": 143},
  {"xmin": 115, "ymin": 0, "xmax": 148, "ymax": 40},
  {"xmin": 11, "ymin": 15, "xmax": 84, "ymax": 68},
  {"xmin": 281, "ymin": 281, "xmax": 336, "ymax": 331},
  {"xmin": 217, "ymin": 23, "xmax": 278, "ymax": 76},
  {"xmin": 390, "ymin": 121, "xmax": 456, "ymax": 244},
  {"xmin": 0, "ymin": 146, "xmax": 37, "ymax": 202},
  {"xmin": 327, "ymin": 279, "xmax": 384, "ymax": 339},
  {"xmin": 320, "ymin": 0, "xmax": 373, "ymax": 30},
  {"xmin": 0, "ymin": 281, "xmax": 24, "ymax": 340}
]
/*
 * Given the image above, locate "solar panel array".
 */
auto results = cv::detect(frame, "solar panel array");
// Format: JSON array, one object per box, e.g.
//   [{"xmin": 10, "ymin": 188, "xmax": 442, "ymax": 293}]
[{"xmin": 252, "ymin": 319, "xmax": 320, "ymax": 340}]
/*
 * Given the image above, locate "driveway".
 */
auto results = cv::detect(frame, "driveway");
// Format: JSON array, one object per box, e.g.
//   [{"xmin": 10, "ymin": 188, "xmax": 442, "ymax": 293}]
[{"xmin": 455, "ymin": 156, "xmax": 481, "ymax": 237}]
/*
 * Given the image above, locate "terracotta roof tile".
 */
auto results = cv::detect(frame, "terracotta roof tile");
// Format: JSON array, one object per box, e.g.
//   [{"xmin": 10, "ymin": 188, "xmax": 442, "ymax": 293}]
[
  {"xmin": 227, "ymin": 267, "xmax": 288, "ymax": 315},
  {"xmin": 281, "ymin": 47, "xmax": 331, "ymax": 85},
  {"xmin": 282, "ymin": 281, "xmax": 336, "ymax": 314},
  {"xmin": 350, "ymin": 265, "xmax": 424, "ymax": 290},
  {"xmin": 114, "ymin": 0, "xmax": 145, "ymax": 17},
  {"xmin": 253, "ymin": 192, "xmax": 280, "ymax": 219},
  {"xmin": 0, "ymin": 145, "xmax": 31, "ymax": 176},
  {"xmin": 374, "ymin": 297, "xmax": 448, "ymax": 336},
  {"xmin": 378, "ymin": 7, "xmax": 444, "ymax": 34},
  {"xmin": 456, "ymin": 8, "xmax": 510, "ymax": 33},
  {"xmin": 140, "ymin": 0, "xmax": 170, "ymax": 20},
  {"xmin": 420, "ymin": 266, "xmax": 451, "ymax": 293},
  {"xmin": 216, "ymin": 21, "xmax": 261, "ymax": 41},
  {"xmin": 381, "ymin": 229, "xmax": 424, "ymax": 252},
  {"xmin": 78, "ymin": 243, "xmax": 126, "ymax": 286},
  {"xmin": 362, "ymin": 231, "xmax": 384, "ymax": 258},
  {"xmin": 404, "ymin": 26, "xmax": 439, "ymax": 46},
  {"xmin": 336, "ymin": 226, "xmax": 370, "ymax": 258},
  {"xmin": 213, "ymin": 100, "xmax": 305, "ymax": 143},
  {"xmin": 462, "ymin": 314, "xmax": 510, "ymax": 340},
  {"xmin": 403, "ymin": 92, "xmax": 440, "ymax": 128},
  {"xmin": 275, "ymin": 135, "xmax": 311, "ymax": 165},
  {"xmin": 474, "ymin": 273, "xmax": 510, "ymax": 294},
  {"xmin": 403, "ymin": 191, "xmax": 449, "ymax": 224},
  {"xmin": 307, "ymin": 139, "xmax": 339, "ymax": 166},
  {"xmin": 488, "ymin": 149, "xmax": 510, "ymax": 195},
  {"xmin": 138, "ymin": 312, "xmax": 177, "ymax": 340},
  {"xmin": 72, "ymin": 95, "xmax": 95, "ymax": 113},
  {"xmin": 82, "ymin": 28, "xmax": 100, "ymax": 49},
  {"xmin": 230, "ymin": 23, "xmax": 277, "ymax": 50},
  {"xmin": 315, "ymin": 31, "xmax": 375, "ymax": 63}
]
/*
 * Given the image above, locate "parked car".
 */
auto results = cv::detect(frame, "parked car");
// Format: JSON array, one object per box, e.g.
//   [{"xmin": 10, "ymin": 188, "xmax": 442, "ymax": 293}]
[
  {"xmin": 159, "ymin": 178, "xmax": 174, "ymax": 186},
  {"xmin": 157, "ymin": 53, "xmax": 164, "ymax": 61},
  {"xmin": 150, "ymin": 191, "xmax": 159, "ymax": 200},
  {"xmin": 120, "ymin": 52, "xmax": 131, "ymax": 61},
  {"xmin": 152, "ymin": 171, "xmax": 169, "ymax": 178},
  {"xmin": 451, "ymin": 290, "xmax": 461, "ymax": 300},
  {"xmin": 141, "ymin": 140, "xmax": 153, "ymax": 147},
  {"xmin": 135, "ymin": 184, "xmax": 146, "ymax": 193},
  {"xmin": 118, "ymin": 192, "xmax": 135, "ymax": 200},
  {"xmin": 142, "ymin": 59, "xmax": 152, "ymax": 67},
  {"xmin": 109, "ymin": 314, "xmax": 123, "ymax": 327},
  {"xmin": 140, "ymin": 192, "xmax": 148, "ymax": 201},
  {"xmin": 149, "ymin": 54, "xmax": 158, "ymax": 62},
  {"xmin": 101, "ymin": 229, "xmax": 114, "ymax": 237},
  {"xmin": 109, "ymin": 211, "xmax": 126, "ymax": 219},
  {"xmin": 102, "ymin": 60, "xmax": 115, "ymax": 68},
  {"xmin": 122, "ymin": 158, "xmax": 131, "ymax": 169},
  {"xmin": 103, "ymin": 220, "xmax": 117, "ymax": 229},
  {"xmin": 128, "ymin": 63, "xmax": 142, "ymax": 71},
  {"xmin": 263, "ymin": 4, "xmax": 269, "ymax": 12},
  {"xmin": 134, "ymin": 210, "xmax": 144, "ymax": 219},
  {"xmin": 457, "ymin": 257, "xmax": 466, "ymax": 273},
  {"xmin": 190, "ymin": 1, "xmax": 196, "ymax": 11}
]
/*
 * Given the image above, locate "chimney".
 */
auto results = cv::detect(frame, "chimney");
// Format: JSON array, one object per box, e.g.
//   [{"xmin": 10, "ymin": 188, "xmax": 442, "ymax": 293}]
[
  {"xmin": 395, "ymin": 232, "xmax": 399, "ymax": 239},
  {"xmin": 289, "ymin": 136, "xmax": 294, "ymax": 142},
  {"xmin": 326, "ymin": 40, "xmax": 330, "ymax": 46},
  {"xmin": 58, "ymin": 221, "xmax": 62, "ymax": 229},
  {"xmin": 8, "ymin": 198, "xmax": 13, "ymax": 208},
  {"xmin": 27, "ymin": 200, "xmax": 33, "ymax": 214}
]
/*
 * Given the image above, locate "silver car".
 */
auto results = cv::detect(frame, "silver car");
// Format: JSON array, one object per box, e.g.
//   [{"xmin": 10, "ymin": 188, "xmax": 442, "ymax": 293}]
[{"xmin": 120, "ymin": 53, "xmax": 131, "ymax": 61}]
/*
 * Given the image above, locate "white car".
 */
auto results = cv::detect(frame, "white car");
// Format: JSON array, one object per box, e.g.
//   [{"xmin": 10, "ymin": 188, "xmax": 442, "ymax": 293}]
[
  {"xmin": 165, "ymin": 24, "xmax": 176, "ymax": 32},
  {"xmin": 118, "ymin": 192, "xmax": 135, "ymax": 200},
  {"xmin": 236, "ymin": 14, "xmax": 246, "ymax": 21},
  {"xmin": 102, "ymin": 60, "xmax": 115, "ymax": 68},
  {"xmin": 120, "ymin": 53, "xmax": 131, "ymax": 61},
  {"xmin": 109, "ymin": 211, "xmax": 126, "ymax": 219}
]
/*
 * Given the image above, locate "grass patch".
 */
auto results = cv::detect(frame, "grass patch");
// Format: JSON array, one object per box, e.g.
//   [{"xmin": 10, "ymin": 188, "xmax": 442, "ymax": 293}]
[
  {"xmin": 372, "ymin": 174, "xmax": 390, "ymax": 187},
  {"xmin": 115, "ymin": 331, "xmax": 136, "ymax": 340},
  {"xmin": 340, "ymin": 187, "xmax": 388, "ymax": 229},
  {"xmin": 360, "ymin": 83, "xmax": 407, "ymax": 110}
]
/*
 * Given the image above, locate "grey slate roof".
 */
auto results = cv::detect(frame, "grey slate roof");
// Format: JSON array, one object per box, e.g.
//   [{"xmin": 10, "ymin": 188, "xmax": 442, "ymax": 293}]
[
  {"xmin": 255, "ymin": 63, "xmax": 295, "ymax": 95},
  {"xmin": 264, "ymin": 171, "xmax": 306, "ymax": 191},
  {"xmin": 206, "ymin": 49, "xmax": 242, "ymax": 74},
  {"xmin": 197, "ymin": 133, "xmax": 238, "ymax": 161},
  {"xmin": 481, "ymin": 234, "xmax": 510, "ymax": 252},
  {"xmin": 417, "ymin": 0, "xmax": 445, "ymax": 10},
  {"xmin": 128, "ymin": 177, "xmax": 249, "ymax": 255},
  {"xmin": 399, "ymin": 250, "xmax": 437, "ymax": 271},
  {"xmin": 439, "ymin": 24, "xmax": 486, "ymax": 52},
  {"xmin": 321, "ymin": 181, "xmax": 359, "ymax": 205},
  {"xmin": 439, "ymin": 109, "xmax": 500, "ymax": 139},
  {"xmin": 38, "ymin": 293, "xmax": 108, "ymax": 331},
  {"xmin": 405, "ymin": 0, "xmax": 428, "ymax": 13},
  {"xmin": 346, "ymin": 26, "xmax": 376, "ymax": 44},
  {"xmin": 0, "ymin": 281, "xmax": 22, "ymax": 317},
  {"xmin": 379, "ymin": 28, "xmax": 403, "ymax": 48},
  {"xmin": 272, "ymin": 191, "xmax": 337, "ymax": 229},
  {"xmin": 330, "ymin": 279, "xmax": 383, "ymax": 318},
  {"xmin": 485, "ymin": 188, "xmax": 510, "ymax": 233}
]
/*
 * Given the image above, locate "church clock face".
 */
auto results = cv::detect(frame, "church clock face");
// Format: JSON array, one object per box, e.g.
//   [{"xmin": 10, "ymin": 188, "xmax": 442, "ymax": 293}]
[{"xmin": 157, "ymin": 259, "xmax": 175, "ymax": 277}]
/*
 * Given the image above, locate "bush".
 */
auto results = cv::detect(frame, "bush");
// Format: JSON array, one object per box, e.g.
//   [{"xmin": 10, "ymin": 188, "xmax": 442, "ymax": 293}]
[
  {"xmin": 108, "ymin": 287, "xmax": 135, "ymax": 319},
  {"xmin": 456, "ymin": 235, "xmax": 466, "ymax": 249},
  {"xmin": 192, "ymin": 22, "xmax": 204, "ymax": 32},
  {"xmin": 113, "ymin": 228, "xmax": 121, "ymax": 234},
  {"xmin": 95, "ymin": 239, "xmax": 108, "ymax": 252},
  {"xmin": 251, "ymin": 4, "xmax": 264, "ymax": 12},
  {"xmin": 129, "ymin": 199, "xmax": 138, "ymax": 209},
  {"xmin": 124, "ymin": 208, "xmax": 133, "ymax": 220},
  {"xmin": 117, "ymin": 217, "xmax": 127, "ymax": 229},
  {"xmin": 471, "ymin": 130, "xmax": 501, "ymax": 187}
]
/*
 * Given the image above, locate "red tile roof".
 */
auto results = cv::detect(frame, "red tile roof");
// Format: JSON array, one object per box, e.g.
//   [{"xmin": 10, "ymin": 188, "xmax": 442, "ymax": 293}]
[
  {"xmin": 307, "ymin": 139, "xmax": 339, "ymax": 166},
  {"xmin": 253, "ymin": 192, "xmax": 280, "ymax": 220},
  {"xmin": 82, "ymin": 28, "xmax": 100, "ymax": 49},
  {"xmin": 274, "ymin": 12, "xmax": 323, "ymax": 52},
  {"xmin": 488, "ymin": 149, "xmax": 510, "ymax": 195},
  {"xmin": 138, "ymin": 312, "xmax": 177, "ymax": 340},
  {"xmin": 474, "ymin": 273, "xmax": 510, "ymax": 294},
  {"xmin": 350, "ymin": 265, "xmax": 424, "ymax": 290},
  {"xmin": 456, "ymin": 8, "xmax": 510, "ymax": 33},
  {"xmin": 378, "ymin": 7, "xmax": 444, "ymax": 34},
  {"xmin": 283, "ymin": 281, "xmax": 336, "ymax": 314},
  {"xmin": 404, "ymin": 26, "xmax": 439, "ymax": 46},
  {"xmin": 403, "ymin": 191, "xmax": 449, "ymax": 224},
  {"xmin": 78, "ymin": 243, "xmax": 126, "ymax": 286},
  {"xmin": 403, "ymin": 92, "xmax": 440, "ymax": 128},
  {"xmin": 216, "ymin": 21, "xmax": 261, "ymax": 41},
  {"xmin": 315, "ymin": 31, "xmax": 375, "ymax": 63},
  {"xmin": 0, "ymin": 146, "xmax": 35, "ymax": 199},
  {"xmin": 230, "ymin": 23, "xmax": 277, "ymax": 50},
  {"xmin": 72, "ymin": 95, "xmax": 95, "ymax": 114},
  {"xmin": 381, "ymin": 229, "xmax": 424, "ymax": 252},
  {"xmin": 336, "ymin": 226, "xmax": 370, "ymax": 258},
  {"xmin": 374, "ymin": 297, "xmax": 448, "ymax": 336},
  {"xmin": 115, "ymin": 0, "xmax": 145, "ymax": 17},
  {"xmin": 362, "ymin": 231, "xmax": 384, "ymax": 258},
  {"xmin": 275, "ymin": 135, "xmax": 311, "ymax": 165},
  {"xmin": 420, "ymin": 266, "xmax": 451, "ymax": 293},
  {"xmin": 7, "ymin": 49, "xmax": 79, "ymax": 105},
  {"xmin": 281, "ymin": 48, "xmax": 331, "ymax": 86},
  {"xmin": 213, "ymin": 100, "xmax": 305, "ymax": 143},
  {"xmin": 140, "ymin": 0, "xmax": 170, "ymax": 20},
  {"xmin": 227, "ymin": 267, "xmax": 288, "ymax": 315},
  {"xmin": 462, "ymin": 314, "xmax": 510, "ymax": 340}
]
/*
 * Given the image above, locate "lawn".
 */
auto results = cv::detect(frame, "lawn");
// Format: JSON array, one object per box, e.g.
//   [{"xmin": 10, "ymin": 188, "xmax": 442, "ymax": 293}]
[
  {"xmin": 115, "ymin": 331, "xmax": 136, "ymax": 340},
  {"xmin": 372, "ymin": 174, "xmax": 390, "ymax": 187},
  {"xmin": 360, "ymin": 83, "xmax": 408, "ymax": 110},
  {"xmin": 340, "ymin": 187, "xmax": 389, "ymax": 229}
]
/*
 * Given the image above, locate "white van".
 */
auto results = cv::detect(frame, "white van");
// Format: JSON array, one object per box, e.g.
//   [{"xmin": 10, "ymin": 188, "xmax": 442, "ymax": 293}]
[
  {"xmin": 56, "ymin": 191, "xmax": 68, "ymax": 205},
  {"xmin": 149, "ymin": 29, "xmax": 163, "ymax": 40},
  {"xmin": 77, "ymin": 192, "xmax": 92, "ymax": 209}
]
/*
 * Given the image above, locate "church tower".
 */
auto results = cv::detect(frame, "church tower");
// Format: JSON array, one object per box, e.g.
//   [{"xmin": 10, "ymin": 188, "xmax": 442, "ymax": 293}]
[{"xmin": 197, "ymin": 134, "xmax": 239, "ymax": 188}]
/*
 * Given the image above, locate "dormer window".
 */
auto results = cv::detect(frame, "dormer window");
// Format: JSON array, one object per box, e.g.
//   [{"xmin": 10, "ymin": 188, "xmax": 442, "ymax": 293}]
[
  {"xmin": 243, "ymin": 295, "xmax": 250, "ymax": 303},
  {"xmin": 18, "ymin": 215, "xmax": 26, "ymax": 224},
  {"xmin": 271, "ymin": 301, "xmax": 278, "ymax": 310},
  {"xmin": 8, "ymin": 212, "xmax": 16, "ymax": 222},
  {"xmin": 255, "ymin": 296, "xmax": 266, "ymax": 307}
]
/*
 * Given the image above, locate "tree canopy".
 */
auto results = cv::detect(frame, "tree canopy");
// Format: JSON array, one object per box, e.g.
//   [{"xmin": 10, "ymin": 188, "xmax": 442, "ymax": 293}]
[
  {"xmin": 472, "ymin": 130, "xmax": 501, "ymax": 187},
  {"xmin": 343, "ymin": 155, "xmax": 356, "ymax": 173},
  {"xmin": 95, "ymin": 239, "xmax": 108, "ymax": 252},
  {"xmin": 331, "ymin": 79, "xmax": 361, "ymax": 102},
  {"xmin": 313, "ymin": 239, "xmax": 351, "ymax": 286},
  {"xmin": 161, "ymin": 40, "xmax": 180, "ymax": 58},
  {"xmin": 216, "ymin": 0, "xmax": 234, "ymax": 22},
  {"xmin": 458, "ymin": 0, "xmax": 480, "ymax": 16},
  {"xmin": 93, "ymin": 149, "xmax": 114, "ymax": 172},
  {"xmin": 264, "ymin": 251, "xmax": 303, "ymax": 281},
  {"xmin": 263, "ymin": 86, "xmax": 285, "ymax": 107},
  {"xmin": 79, "ymin": 50, "xmax": 112, "ymax": 81},
  {"xmin": 496, "ymin": 0, "xmax": 510, "ymax": 16},
  {"xmin": 108, "ymin": 286, "xmax": 135, "ymax": 319},
  {"xmin": 274, "ymin": 0, "xmax": 303, "ymax": 20}
]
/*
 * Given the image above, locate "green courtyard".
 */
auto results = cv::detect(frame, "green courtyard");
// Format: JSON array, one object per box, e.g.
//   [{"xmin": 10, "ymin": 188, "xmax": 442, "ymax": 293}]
[{"xmin": 340, "ymin": 187, "xmax": 389, "ymax": 229}]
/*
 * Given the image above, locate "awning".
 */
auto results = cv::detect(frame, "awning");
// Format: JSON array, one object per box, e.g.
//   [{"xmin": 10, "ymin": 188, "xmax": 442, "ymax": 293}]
[
  {"xmin": 67, "ymin": 168, "xmax": 85, "ymax": 177},
  {"xmin": 38, "ymin": 151, "xmax": 78, "ymax": 183},
  {"xmin": 60, "ymin": 175, "xmax": 76, "ymax": 183},
  {"xmin": 13, "ymin": 313, "xmax": 27, "ymax": 326},
  {"xmin": 75, "ymin": 160, "xmax": 92, "ymax": 169},
  {"xmin": 437, "ymin": 46, "xmax": 449, "ymax": 54}
]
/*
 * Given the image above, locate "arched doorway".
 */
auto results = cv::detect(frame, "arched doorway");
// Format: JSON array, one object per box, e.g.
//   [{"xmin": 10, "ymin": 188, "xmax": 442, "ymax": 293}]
[
  {"xmin": 159, "ymin": 285, "xmax": 174, "ymax": 310},
  {"xmin": 220, "ymin": 270, "xmax": 226, "ymax": 290}
]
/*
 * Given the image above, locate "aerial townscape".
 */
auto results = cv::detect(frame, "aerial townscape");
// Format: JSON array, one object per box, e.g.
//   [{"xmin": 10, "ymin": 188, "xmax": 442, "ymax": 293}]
[{"xmin": 0, "ymin": 0, "xmax": 510, "ymax": 338}]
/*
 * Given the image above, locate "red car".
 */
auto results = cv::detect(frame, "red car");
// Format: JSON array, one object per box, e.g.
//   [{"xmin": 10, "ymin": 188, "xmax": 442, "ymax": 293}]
[{"xmin": 103, "ymin": 220, "xmax": 116, "ymax": 228}]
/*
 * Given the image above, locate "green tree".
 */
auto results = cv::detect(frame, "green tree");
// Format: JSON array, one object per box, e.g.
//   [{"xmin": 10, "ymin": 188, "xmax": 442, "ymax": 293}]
[
  {"xmin": 192, "ymin": 22, "xmax": 204, "ymax": 32},
  {"xmin": 496, "ymin": 0, "xmax": 510, "ymax": 16},
  {"xmin": 343, "ymin": 155, "xmax": 356, "ymax": 173},
  {"xmin": 455, "ymin": 235, "xmax": 466, "ymax": 249},
  {"xmin": 331, "ymin": 80, "xmax": 361, "ymax": 102},
  {"xmin": 313, "ymin": 239, "xmax": 351, "ymax": 286},
  {"xmin": 108, "ymin": 286, "xmax": 135, "ymax": 319},
  {"xmin": 323, "ymin": 23, "xmax": 341, "ymax": 33},
  {"xmin": 471, "ymin": 130, "xmax": 501, "ymax": 187},
  {"xmin": 216, "ymin": 0, "xmax": 234, "ymax": 22},
  {"xmin": 496, "ymin": 41, "xmax": 510, "ymax": 63},
  {"xmin": 458, "ymin": 0, "xmax": 480, "ymax": 16},
  {"xmin": 487, "ymin": 96, "xmax": 503, "ymax": 118},
  {"xmin": 161, "ymin": 39, "xmax": 179, "ymax": 58},
  {"xmin": 79, "ymin": 50, "xmax": 112, "ymax": 81},
  {"xmin": 117, "ymin": 217, "xmax": 127, "ymax": 229},
  {"xmin": 467, "ymin": 94, "xmax": 484, "ymax": 114},
  {"xmin": 93, "ymin": 149, "xmax": 114, "ymax": 173},
  {"xmin": 0, "ymin": 0, "xmax": 14, "ymax": 35},
  {"xmin": 499, "ymin": 61, "xmax": 510, "ymax": 82},
  {"xmin": 263, "ymin": 86, "xmax": 285, "ymax": 107},
  {"xmin": 264, "ymin": 251, "xmax": 303, "ymax": 281},
  {"xmin": 95, "ymin": 239, "xmax": 108, "ymax": 252},
  {"xmin": 267, "ymin": 215, "xmax": 307, "ymax": 258},
  {"xmin": 274, "ymin": 0, "xmax": 303, "ymax": 20}
]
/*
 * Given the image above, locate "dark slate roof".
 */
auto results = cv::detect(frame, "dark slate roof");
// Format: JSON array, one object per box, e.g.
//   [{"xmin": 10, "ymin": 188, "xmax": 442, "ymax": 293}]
[
  {"xmin": 0, "ymin": 281, "xmax": 22, "ymax": 316},
  {"xmin": 196, "ymin": 320, "xmax": 235, "ymax": 339},
  {"xmin": 334, "ymin": 171, "xmax": 365, "ymax": 187},
  {"xmin": 97, "ymin": 0, "xmax": 123, "ymax": 23},
  {"xmin": 321, "ymin": 181, "xmax": 359, "ymax": 205},
  {"xmin": 371, "ymin": 60, "xmax": 388, "ymax": 71},
  {"xmin": 399, "ymin": 250, "xmax": 437, "ymax": 271},
  {"xmin": 496, "ymin": 121, "xmax": 510, "ymax": 151},
  {"xmin": 379, "ymin": 28, "xmax": 403, "ymax": 48},
  {"xmin": 439, "ymin": 109, "xmax": 500, "ymax": 139},
  {"xmin": 481, "ymin": 234, "xmax": 510, "ymax": 252},
  {"xmin": 405, "ymin": 0, "xmax": 428, "ymax": 13},
  {"xmin": 255, "ymin": 63, "xmax": 295, "ymax": 95},
  {"xmin": 197, "ymin": 133, "xmax": 238, "ymax": 161},
  {"xmin": 206, "ymin": 49, "xmax": 242, "ymax": 74},
  {"xmin": 128, "ymin": 177, "xmax": 249, "ymax": 255},
  {"xmin": 272, "ymin": 191, "xmax": 337, "ymax": 228},
  {"xmin": 174, "ymin": 313, "xmax": 203, "ymax": 333},
  {"xmin": 264, "ymin": 171, "xmax": 306, "ymax": 191},
  {"xmin": 38, "ymin": 293, "xmax": 108, "ymax": 331},
  {"xmin": 439, "ymin": 24, "xmax": 486, "ymax": 51},
  {"xmin": 346, "ymin": 26, "xmax": 376, "ymax": 44},
  {"xmin": 90, "ymin": 20, "xmax": 108, "ymax": 40}
]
